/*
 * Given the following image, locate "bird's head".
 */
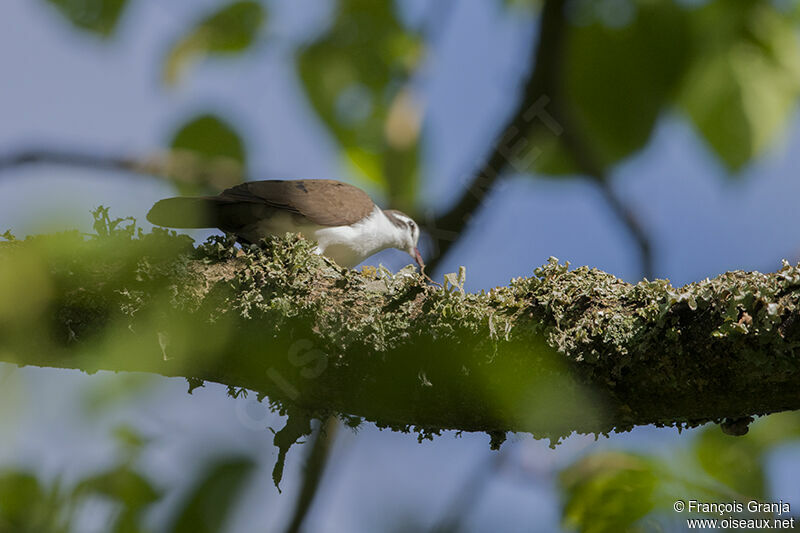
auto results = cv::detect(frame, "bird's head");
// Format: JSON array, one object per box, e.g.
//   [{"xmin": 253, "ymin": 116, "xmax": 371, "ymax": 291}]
[{"xmin": 383, "ymin": 209, "xmax": 424, "ymax": 269}]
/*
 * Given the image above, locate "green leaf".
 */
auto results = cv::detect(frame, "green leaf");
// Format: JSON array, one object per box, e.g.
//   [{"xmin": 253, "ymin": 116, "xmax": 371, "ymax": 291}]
[
  {"xmin": 0, "ymin": 471, "xmax": 47, "ymax": 528},
  {"xmin": 73, "ymin": 466, "xmax": 160, "ymax": 512},
  {"xmin": 692, "ymin": 413, "xmax": 800, "ymax": 500},
  {"xmin": 557, "ymin": 416, "xmax": 800, "ymax": 532},
  {"xmin": 169, "ymin": 456, "xmax": 255, "ymax": 533},
  {"xmin": 172, "ymin": 114, "xmax": 246, "ymax": 164},
  {"xmin": 43, "ymin": 0, "xmax": 128, "ymax": 36},
  {"xmin": 167, "ymin": 114, "xmax": 247, "ymax": 193},
  {"xmin": 164, "ymin": 1, "xmax": 265, "ymax": 85},
  {"xmin": 679, "ymin": 1, "xmax": 800, "ymax": 171},
  {"xmin": 560, "ymin": 452, "xmax": 659, "ymax": 533},
  {"xmin": 71, "ymin": 463, "xmax": 160, "ymax": 533},
  {"xmin": 533, "ymin": 0, "xmax": 692, "ymax": 177},
  {"xmin": 297, "ymin": 0, "xmax": 423, "ymax": 210},
  {"xmin": 694, "ymin": 426, "xmax": 765, "ymax": 499}
]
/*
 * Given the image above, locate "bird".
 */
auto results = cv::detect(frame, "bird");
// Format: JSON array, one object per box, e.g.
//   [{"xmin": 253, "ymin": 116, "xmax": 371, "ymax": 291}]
[{"xmin": 146, "ymin": 179, "xmax": 424, "ymax": 269}]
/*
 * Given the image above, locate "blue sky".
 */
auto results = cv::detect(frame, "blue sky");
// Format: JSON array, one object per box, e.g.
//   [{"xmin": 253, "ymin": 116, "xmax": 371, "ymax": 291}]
[{"xmin": 2, "ymin": 0, "xmax": 800, "ymax": 531}]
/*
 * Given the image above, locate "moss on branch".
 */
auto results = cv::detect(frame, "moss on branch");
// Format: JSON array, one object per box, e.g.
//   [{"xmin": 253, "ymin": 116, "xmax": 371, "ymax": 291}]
[{"xmin": 2, "ymin": 213, "xmax": 800, "ymax": 445}]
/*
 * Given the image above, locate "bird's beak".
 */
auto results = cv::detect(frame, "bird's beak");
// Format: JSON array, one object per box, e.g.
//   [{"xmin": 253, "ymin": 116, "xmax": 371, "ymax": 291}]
[{"xmin": 413, "ymin": 247, "xmax": 425, "ymax": 269}]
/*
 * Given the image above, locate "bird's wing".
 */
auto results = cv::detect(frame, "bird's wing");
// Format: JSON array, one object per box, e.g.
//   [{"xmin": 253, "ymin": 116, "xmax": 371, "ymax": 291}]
[{"xmin": 216, "ymin": 179, "xmax": 376, "ymax": 227}]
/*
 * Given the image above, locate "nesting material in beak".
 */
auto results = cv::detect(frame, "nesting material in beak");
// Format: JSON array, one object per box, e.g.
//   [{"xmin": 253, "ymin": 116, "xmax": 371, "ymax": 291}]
[{"xmin": 414, "ymin": 247, "xmax": 425, "ymax": 269}]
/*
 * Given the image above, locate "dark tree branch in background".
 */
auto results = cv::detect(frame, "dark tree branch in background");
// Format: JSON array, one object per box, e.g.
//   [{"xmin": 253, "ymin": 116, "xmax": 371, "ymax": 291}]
[
  {"xmin": 548, "ymin": 93, "xmax": 655, "ymax": 280},
  {"xmin": 425, "ymin": 0, "xmax": 568, "ymax": 271},
  {"xmin": 0, "ymin": 148, "xmax": 140, "ymax": 175},
  {"xmin": 0, "ymin": 147, "xmax": 244, "ymax": 191},
  {"xmin": 426, "ymin": 0, "xmax": 654, "ymax": 280}
]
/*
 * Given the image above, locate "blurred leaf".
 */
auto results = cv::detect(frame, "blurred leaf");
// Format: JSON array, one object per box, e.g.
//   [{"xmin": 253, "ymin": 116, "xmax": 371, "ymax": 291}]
[
  {"xmin": 167, "ymin": 114, "xmax": 247, "ymax": 193},
  {"xmin": 82, "ymin": 373, "xmax": 156, "ymax": 414},
  {"xmin": 43, "ymin": 0, "xmax": 128, "ymax": 36},
  {"xmin": 172, "ymin": 114, "xmax": 246, "ymax": 164},
  {"xmin": 693, "ymin": 412, "xmax": 800, "ymax": 499},
  {"xmin": 560, "ymin": 452, "xmax": 658, "ymax": 533},
  {"xmin": 679, "ymin": 0, "xmax": 800, "ymax": 171},
  {"xmin": 746, "ymin": 411, "xmax": 800, "ymax": 446},
  {"xmin": 298, "ymin": 0, "xmax": 423, "ymax": 210},
  {"xmin": 559, "ymin": 415, "xmax": 800, "ymax": 531},
  {"xmin": 0, "ymin": 472, "xmax": 47, "ymax": 530},
  {"xmin": 74, "ymin": 466, "xmax": 159, "ymax": 512},
  {"xmin": 164, "ymin": 1, "xmax": 265, "ymax": 85},
  {"xmin": 0, "ymin": 248, "xmax": 52, "ymax": 328},
  {"xmin": 112, "ymin": 424, "xmax": 149, "ymax": 454},
  {"xmin": 694, "ymin": 426, "xmax": 765, "ymax": 499},
  {"xmin": 169, "ymin": 456, "xmax": 255, "ymax": 533},
  {"xmin": 534, "ymin": 0, "xmax": 692, "ymax": 177},
  {"xmin": 72, "ymin": 461, "xmax": 159, "ymax": 533}
]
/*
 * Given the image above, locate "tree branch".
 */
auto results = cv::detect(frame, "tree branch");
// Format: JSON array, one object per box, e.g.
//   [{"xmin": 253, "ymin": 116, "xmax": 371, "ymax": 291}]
[{"xmin": 2, "ymin": 228, "xmax": 800, "ymax": 445}]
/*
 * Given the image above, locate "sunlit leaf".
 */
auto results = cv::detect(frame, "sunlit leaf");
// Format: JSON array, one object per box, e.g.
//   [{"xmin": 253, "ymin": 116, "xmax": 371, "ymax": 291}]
[
  {"xmin": 297, "ymin": 0, "xmax": 423, "ymax": 209},
  {"xmin": 560, "ymin": 415, "xmax": 800, "ymax": 532},
  {"xmin": 693, "ymin": 413, "xmax": 800, "ymax": 499},
  {"xmin": 560, "ymin": 452, "xmax": 659, "ymax": 533},
  {"xmin": 43, "ymin": 0, "xmax": 128, "ymax": 36},
  {"xmin": 533, "ymin": 0, "xmax": 692, "ymax": 177},
  {"xmin": 167, "ymin": 114, "xmax": 247, "ymax": 193},
  {"xmin": 694, "ymin": 426, "xmax": 765, "ymax": 499},
  {"xmin": 746, "ymin": 411, "xmax": 800, "ymax": 446},
  {"xmin": 163, "ymin": 1, "xmax": 265, "ymax": 85},
  {"xmin": 679, "ymin": 0, "xmax": 800, "ymax": 171},
  {"xmin": 169, "ymin": 456, "xmax": 255, "ymax": 533}
]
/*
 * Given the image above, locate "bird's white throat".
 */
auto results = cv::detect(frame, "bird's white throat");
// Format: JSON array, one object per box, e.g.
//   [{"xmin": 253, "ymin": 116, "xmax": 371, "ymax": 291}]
[{"xmin": 312, "ymin": 207, "xmax": 409, "ymax": 268}]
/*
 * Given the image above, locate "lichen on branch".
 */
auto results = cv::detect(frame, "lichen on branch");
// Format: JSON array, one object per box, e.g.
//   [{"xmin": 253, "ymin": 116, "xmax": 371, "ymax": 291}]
[{"xmin": 2, "ymin": 211, "xmax": 800, "ymax": 447}]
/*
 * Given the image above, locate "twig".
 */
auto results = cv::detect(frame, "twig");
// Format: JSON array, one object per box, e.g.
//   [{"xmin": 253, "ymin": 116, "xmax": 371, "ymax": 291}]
[
  {"xmin": 283, "ymin": 416, "xmax": 339, "ymax": 533},
  {"xmin": 0, "ymin": 147, "xmax": 245, "ymax": 191},
  {"xmin": 0, "ymin": 148, "xmax": 138, "ymax": 175},
  {"xmin": 428, "ymin": 446, "xmax": 511, "ymax": 533}
]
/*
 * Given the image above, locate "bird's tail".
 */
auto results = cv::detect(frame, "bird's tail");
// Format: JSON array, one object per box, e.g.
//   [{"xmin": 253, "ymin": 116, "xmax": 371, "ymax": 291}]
[{"xmin": 146, "ymin": 197, "xmax": 218, "ymax": 228}]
